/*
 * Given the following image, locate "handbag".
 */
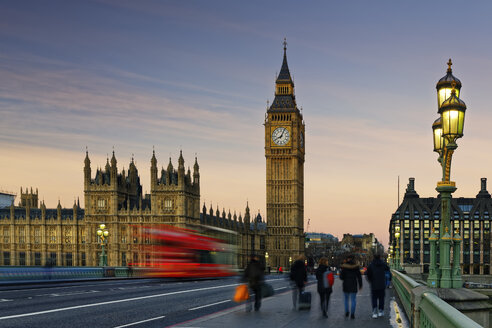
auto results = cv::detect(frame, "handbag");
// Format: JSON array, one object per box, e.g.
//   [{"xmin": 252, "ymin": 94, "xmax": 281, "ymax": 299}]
[
  {"xmin": 233, "ymin": 284, "xmax": 249, "ymax": 302},
  {"xmin": 261, "ymin": 282, "xmax": 275, "ymax": 298}
]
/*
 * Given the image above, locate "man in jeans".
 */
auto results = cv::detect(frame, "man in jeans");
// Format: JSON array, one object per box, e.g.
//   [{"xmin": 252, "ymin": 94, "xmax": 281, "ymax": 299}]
[
  {"xmin": 340, "ymin": 255, "xmax": 362, "ymax": 319},
  {"xmin": 366, "ymin": 253, "xmax": 391, "ymax": 318}
]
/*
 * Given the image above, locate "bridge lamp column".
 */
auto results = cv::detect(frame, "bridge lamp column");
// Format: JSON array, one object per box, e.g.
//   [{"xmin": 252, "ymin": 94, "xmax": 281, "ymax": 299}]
[
  {"xmin": 432, "ymin": 74, "xmax": 466, "ymax": 288},
  {"xmin": 97, "ymin": 224, "xmax": 109, "ymax": 267},
  {"xmin": 394, "ymin": 225, "xmax": 401, "ymax": 271}
]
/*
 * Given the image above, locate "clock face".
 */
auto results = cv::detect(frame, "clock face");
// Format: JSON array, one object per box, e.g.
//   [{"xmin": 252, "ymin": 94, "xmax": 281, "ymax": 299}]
[
  {"xmin": 300, "ymin": 132, "xmax": 304, "ymax": 148},
  {"xmin": 272, "ymin": 127, "xmax": 290, "ymax": 146}
]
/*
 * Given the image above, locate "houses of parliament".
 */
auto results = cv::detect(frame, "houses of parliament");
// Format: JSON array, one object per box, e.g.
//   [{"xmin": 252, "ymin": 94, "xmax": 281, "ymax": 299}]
[{"xmin": 0, "ymin": 44, "xmax": 306, "ymax": 269}]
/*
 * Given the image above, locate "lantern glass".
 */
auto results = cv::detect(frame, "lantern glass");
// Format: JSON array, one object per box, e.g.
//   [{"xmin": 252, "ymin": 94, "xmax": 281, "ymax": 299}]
[
  {"xmin": 433, "ymin": 124, "xmax": 443, "ymax": 153},
  {"xmin": 103, "ymin": 231, "xmax": 109, "ymax": 237},
  {"xmin": 442, "ymin": 108, "xmax": 465, "ymax": 140},
  {"xmin": 438, "ymin": 87, "xmax": 459, "ymax": 108},
  {"xmin": 97, "ymin": 230, "xmax": 102, "ymax": 236},
  {"xmin": 100, "ymin": 224, "xmax": 106, "ymax": 230}
]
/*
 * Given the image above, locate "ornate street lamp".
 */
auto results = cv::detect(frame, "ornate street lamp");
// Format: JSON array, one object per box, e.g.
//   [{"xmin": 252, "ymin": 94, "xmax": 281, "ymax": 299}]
[
  {"xmin": 265, "ymin": 252, "xmax": 269, "ymax": 273},
  {"xmin": 429, "ymin": 59, "xmax": 466, "ymax": 289},
  {"xmin": 394, "ymin": 225, "xmax": 401, "ymax": 270},
  {"xmin": 97, "ymin": 223, "xmax": 109, "ymax": 266},
  {"xmin": 388, "ymin": 245, "xmax": 394, "ymax": 269}
]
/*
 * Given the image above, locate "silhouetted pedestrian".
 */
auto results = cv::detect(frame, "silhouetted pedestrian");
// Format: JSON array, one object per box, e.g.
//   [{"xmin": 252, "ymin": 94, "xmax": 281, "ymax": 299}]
[
  {"xmin": 315, "ymin": 257, "xmax": 334, "ymax": 317},
  {"xmin": 289, "ymin": 255, "xmax": 307, "ymax": 310},
  {"xmin": 367, "ymin": 253, "xmax": 391, "ymax": 318},
  {"xmin": 340, "ymin": 255, "xmax": 362, "ymax": 319},
  {"xmin": 243, "ymin": 255, "xmax": 264, "ymax": 311}
]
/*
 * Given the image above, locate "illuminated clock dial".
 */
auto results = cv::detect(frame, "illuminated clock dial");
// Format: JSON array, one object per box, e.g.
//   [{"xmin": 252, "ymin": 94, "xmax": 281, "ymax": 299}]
[{"xmin": 272, "ymin": 127, "xmax": 290, "ymax": 146}]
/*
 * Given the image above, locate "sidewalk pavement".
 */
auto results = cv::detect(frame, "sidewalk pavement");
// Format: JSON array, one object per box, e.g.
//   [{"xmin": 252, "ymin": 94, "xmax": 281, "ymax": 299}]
[{"xmin": 172, "ymin": 280, "xmax": 400, "ymax": 328}]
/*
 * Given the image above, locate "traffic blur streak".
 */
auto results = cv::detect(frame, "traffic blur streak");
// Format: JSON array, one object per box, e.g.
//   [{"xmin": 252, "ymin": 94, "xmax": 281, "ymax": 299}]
[{"xmin": 129, "ymin": 224, "xmax": 238, "ymax": 278}]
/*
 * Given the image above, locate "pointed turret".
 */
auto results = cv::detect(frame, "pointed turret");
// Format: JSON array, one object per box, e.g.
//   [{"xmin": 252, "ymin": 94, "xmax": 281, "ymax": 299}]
[
  {"xmin": 193, "ymin": 156, "xmax": 200, "ymax": 185},
  {"xmin": 57, "ymin": 199, "xmax": 62, "ymax": 218},
  {"xmin": 110, "ymin": 151, "xmax": 117, "ymax": 187},
  {"xmin": 151, "ymin": 149, "xmax": 157, "ymax": 189},
  {"xmin": 105, "ymin": 157, "xmax": 110, "ymax": 172},
  {"xmin": 167, "ymin": 158, "xmax": 173, "ymax": 185},
  {"xmin": 269, "ymin": 38, "xmax": 297, "ymax": 112},
  {"xmin": 84, "ymin": 150, "xmax": 91, "ymax": 187},
  {"xmin": 178, "ymin": 150, "xmax": 185, "ymax": 186}
]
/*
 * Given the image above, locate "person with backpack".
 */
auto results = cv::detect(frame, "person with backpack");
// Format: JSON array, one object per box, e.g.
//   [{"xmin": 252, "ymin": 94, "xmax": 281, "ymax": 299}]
[
  {"xmin": 366, "ymin": 253, "xmax": 391, "ymax": 318},
  {"xmin": 289, "ymin": 254, "xmax": 308, "ymax": 310},
  {"xmin": 315, "ymin": 257, "xmax": 334, "ymax": 317},
  {"xmin": 243, "ymin": 255, "xmax": 264, "ymax": 312},
  {"xmin": 340, "ymin": 254, "xmax": 362, "ymax": 319}
]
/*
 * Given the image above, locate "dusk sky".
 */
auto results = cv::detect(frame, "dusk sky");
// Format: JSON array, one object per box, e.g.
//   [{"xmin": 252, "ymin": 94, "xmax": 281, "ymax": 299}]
[{"xmin": 2, "ymin": 1, "xmax": 492, "ymax": 246}]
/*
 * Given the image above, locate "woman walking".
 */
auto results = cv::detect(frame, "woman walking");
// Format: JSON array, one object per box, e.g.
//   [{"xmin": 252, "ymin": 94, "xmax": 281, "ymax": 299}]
[
  {"xmin": 289, "ymin": 254, "xmax": 307, "ymax": 310},
  {"xmin": 315, "ymin": 257, "xmax": 334, "ymax": 317},
  {"xmin": 340, "ymin": 254, "xmax": 362, "ymax": 319}
]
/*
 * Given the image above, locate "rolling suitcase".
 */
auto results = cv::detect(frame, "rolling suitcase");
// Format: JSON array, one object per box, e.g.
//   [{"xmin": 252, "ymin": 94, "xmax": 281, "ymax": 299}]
[{"xmin": 298, "ymin": 291, "xmax": 311, "ymax": 310}]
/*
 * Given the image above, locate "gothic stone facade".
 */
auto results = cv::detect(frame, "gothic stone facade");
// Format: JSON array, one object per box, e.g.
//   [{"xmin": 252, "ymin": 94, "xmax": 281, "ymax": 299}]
[
  {"xmin": 0, "ymin": 151, "xmax": 266, "ymax": 268},
  {"xmin": 265, "ymin": 43, "xmax": 306, "ymax": 268}
]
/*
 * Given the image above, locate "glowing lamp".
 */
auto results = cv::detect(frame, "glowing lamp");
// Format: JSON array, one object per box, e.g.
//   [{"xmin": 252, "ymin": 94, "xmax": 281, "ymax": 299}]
[
  {"xmin": 439, "ymin": 86, "xmax": 466, "ymax": 141},
  {"xmin": 432, "ymin": 117, "xmax": 443, "ymax": 153}
]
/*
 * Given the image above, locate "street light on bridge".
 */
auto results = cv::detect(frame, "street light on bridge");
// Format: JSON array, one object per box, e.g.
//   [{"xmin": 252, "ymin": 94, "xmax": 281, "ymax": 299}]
[
  {"xmin": 429, "ymin": 59, "xmax": 466, "ymax": 289},
  {"xmin": 97, "ymin": 223, "xmax": 109, "ymax": 267},
  {"xmin": 394, "ymin": 225, "xmax": 401, "ymax": 270}
]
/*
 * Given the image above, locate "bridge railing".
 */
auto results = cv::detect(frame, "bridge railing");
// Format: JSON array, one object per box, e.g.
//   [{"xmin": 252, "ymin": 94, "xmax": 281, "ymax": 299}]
[{"xmin": 391, "ymin": 270, "xmax": 482, "ymax": 328}]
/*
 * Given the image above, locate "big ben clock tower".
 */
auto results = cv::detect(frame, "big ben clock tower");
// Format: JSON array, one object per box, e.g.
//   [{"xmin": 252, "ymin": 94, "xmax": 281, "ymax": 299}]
[{"xmin": 265, "ymin": 40, "xmax": 305, "ymax": 269}]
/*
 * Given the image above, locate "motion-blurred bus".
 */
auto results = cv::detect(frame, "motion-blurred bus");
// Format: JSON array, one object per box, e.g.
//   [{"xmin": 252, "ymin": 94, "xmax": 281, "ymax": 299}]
[{"xmin": 130, "ymin": 224, "xmax": 237, "ymax": 278}]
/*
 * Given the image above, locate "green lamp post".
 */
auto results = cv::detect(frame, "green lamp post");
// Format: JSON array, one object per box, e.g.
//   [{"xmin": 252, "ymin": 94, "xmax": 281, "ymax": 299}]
[
  {"xmin": 394, "ymin": 225, "xmax": 402, "ymax": 270},
  {"xmin": 452, "ymin": 230, "xmax": 462, "ymax": 288},
  {"xmin": 97, "ymin": 223, "xmax": 109, "ymax": 267},
  {"xmin": 431, "ymin": 59, "xmax": 467, "ymax": 288}
]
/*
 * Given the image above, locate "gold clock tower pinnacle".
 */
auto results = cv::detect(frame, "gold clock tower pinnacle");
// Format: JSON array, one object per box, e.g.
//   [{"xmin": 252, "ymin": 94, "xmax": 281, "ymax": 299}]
[{"xmin": 265, "ymin": 41, "xmax": 305, "ymax": 269}]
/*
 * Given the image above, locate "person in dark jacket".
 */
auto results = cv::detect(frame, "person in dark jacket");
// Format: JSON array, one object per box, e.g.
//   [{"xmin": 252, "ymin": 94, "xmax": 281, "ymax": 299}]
[
  {"xmin": 289, "ymin": 255, "xmax": 307, "ymax": 310},
  {"xmin": 340, "ymin": 255, "xmax": 362, "ymax": 319},
  {"xmin": 366, "ymin": 254, "xmax": 391, "ymax": 318},
  {"xmin": 243, "ymin": 255, "xmax": 264, "ymax": 311},
  {"xmin": 315, "ymin": 257, "xmax": 334, "ymax": 317}
]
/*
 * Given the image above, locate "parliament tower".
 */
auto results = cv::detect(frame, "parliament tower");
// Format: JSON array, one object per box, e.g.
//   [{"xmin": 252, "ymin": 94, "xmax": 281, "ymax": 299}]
[{"xmin": 265, "ymin": 41, "xmax": 305, "ymax": 268}]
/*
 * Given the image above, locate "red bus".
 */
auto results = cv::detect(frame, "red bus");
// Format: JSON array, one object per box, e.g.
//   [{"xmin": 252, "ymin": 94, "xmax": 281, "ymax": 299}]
[{"xmin": 130, "ymin": 224, "xmax": 237, "ymax": 278}]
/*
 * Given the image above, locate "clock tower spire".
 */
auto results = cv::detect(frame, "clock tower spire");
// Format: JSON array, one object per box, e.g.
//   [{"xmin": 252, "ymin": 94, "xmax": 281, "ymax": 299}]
[{"xmin": 265, "ymin": 40, "xmax": 305, "ymax": 269}]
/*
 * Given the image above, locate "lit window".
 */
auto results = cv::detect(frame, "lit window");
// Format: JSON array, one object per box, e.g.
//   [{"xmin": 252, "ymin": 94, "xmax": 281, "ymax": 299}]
[
  {"xmin": 34, "ymin": 227, "xmax": 41, "ymax": 244},
  {"xmin": 64, "ymin": 228, "xmax": 72, "ymax": 244},
  {"xmin": 49, "ymin": 228, "xmax": 56, "ymax": 244},
  {"xmin": 164, "ymin": 199, "xmax": 173, "ymax": 210},
  {"xmin": 19, "ymin": 227, "xmax": 25, "ymax": 244},
  {"xmin": 4, "ymin": 228, "xmax": 10, "ymax": 243},
  {"xmin": 97, "ymin": 199, "xmax": 106, "ymax": 208}
]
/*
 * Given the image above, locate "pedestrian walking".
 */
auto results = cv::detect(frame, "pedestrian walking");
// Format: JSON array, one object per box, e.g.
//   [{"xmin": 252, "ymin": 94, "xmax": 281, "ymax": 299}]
[
  {"xmin": 289, "ymin": 255, "xmax": 307, "ymax": 310},
  {"xmin": 243, "ymin": 255, "xmax": 264, "ymax": 312},
  {"xmin": 340, "ymin": 254, "xmax": 362, "ymax": 319},
  {"xmin": 315, "ymin": 257, "xmax": 334, "ymax": 317},
  {"xmin": 366, "ymin": 253, "xmax": 391, "ymax": 318}
]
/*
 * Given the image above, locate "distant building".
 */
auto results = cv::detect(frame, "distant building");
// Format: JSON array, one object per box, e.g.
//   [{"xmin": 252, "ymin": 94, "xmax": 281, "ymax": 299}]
[
  {"xmin": 390, "ymin": 177, "xmax": 492, "ymax": 275},
  {"xmin": 0, "ymin": 191, "xmax": 16, "ymax": 208},
  {"xmin": 341, "ymin": 233, "xmax": 377, "ymax": 253}
]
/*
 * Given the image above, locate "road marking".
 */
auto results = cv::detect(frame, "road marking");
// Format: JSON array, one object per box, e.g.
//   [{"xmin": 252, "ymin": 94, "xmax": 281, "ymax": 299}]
[
  {"xmin": 36, "ymin": 290, "xmax": 100, "ymax": 297},
  {"xmin": 0, "ymin": 280, "xmax": 147, "ymax": 293},
  {"xmin": 112, "ymin": 315, "xmax": 165, "ymax": 328},
  {"xmin": 274, "ymin": 287, "xmax": 286, "ymax": 291},
  {"xmin": 188, "ymin": 300, "xmax": 230, "ymax": 311},
  {"xmin": 0, "ymin": 299, "xmax": 13, "ymax": 302},
  {"xmin": 0, "ymin": 282, "xmax": 241, "ymax": 320}
]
